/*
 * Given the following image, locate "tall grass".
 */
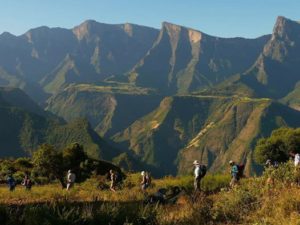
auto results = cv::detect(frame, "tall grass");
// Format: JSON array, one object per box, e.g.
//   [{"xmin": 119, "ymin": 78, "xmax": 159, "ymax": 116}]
[{"xmin": 2, "ymin": 167, "xmax": 300, "ymax": 224}]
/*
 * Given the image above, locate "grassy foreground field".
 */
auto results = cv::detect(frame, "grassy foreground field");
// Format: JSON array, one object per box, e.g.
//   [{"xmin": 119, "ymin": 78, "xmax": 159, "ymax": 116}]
[{"xmin": 1, "ymin": 169, "xmax": 300, "ymax": 225}]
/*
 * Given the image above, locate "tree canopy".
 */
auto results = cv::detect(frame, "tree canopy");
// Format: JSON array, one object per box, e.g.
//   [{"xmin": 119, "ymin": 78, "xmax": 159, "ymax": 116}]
[{"xmin": 254, "ymin": 127, "xmax": 300, "ymax": 164}]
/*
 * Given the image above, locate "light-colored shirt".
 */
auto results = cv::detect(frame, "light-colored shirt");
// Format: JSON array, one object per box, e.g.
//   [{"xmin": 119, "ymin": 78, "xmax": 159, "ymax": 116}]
[
  {"xmin": 67, "ymin": 173, "xmax": 76, "ymax": 183},
  {"xmin": 231, "ymin": 165, "xmax": 238, "ymax": 177},
  {"xmin": 194, "ymin": 166, "xmax": 200, "ymax": 178},
  {"xmin": 295, "ymin": 154, "xmax": 300, "ymax": 166}
]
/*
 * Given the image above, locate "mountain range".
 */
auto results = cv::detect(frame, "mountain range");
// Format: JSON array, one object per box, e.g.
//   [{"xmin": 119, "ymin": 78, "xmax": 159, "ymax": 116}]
[
  {"xmin": 1, "ymin": 16, "xmax": 300, "ymax": 176},
  {"xmin": 0, "ymin": 87, "xmax": 119, "ymax": 159}
]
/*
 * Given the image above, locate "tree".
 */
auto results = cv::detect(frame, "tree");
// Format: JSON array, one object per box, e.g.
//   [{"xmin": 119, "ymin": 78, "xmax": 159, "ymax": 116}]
[
  {"xmin": 62, "ymin": 143, "xmax": 88, "ymax": 182},
  {"xmin": 254, "ymin": 127, "xmax": 300, "ymax": 165},
  {"xmin": 32, "ymin": 144, "xmax": 65, "ymax": 188},
  {"xmin": 63, "ymin": 143, "xmax": 87, "ymax": 170}
]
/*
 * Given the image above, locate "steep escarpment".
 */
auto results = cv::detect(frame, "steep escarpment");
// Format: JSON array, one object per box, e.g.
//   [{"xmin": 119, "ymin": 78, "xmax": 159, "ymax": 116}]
[
  {"xmin": 46, "ymin": 84, "xmax": 163, "ymax": 137},
  {"xmin": 214, "ymin": 17, "xmax": 300, "ymax": 100},
  {"xmin": 128, "ymin": 22, "xmax": 269, "ymax": 94},
  {"xmin": 0, "ymin": 21, "xmax": 159, "ymax": 102},
  {"xmin": 112, "ymin": 96, "xmax": 300, "ymax": 175}
]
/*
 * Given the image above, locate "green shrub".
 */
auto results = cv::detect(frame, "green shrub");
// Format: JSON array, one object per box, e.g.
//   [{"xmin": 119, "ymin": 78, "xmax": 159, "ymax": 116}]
[
  {"xmin": 263, "ymin": 161, "xmax": 296, "ymax": 184},
  {"xmin": 212, "ymin": 186, "xmax": 258, "ymax": 223},
  {"xmin": 201, "ymin": 174, "xmax": 231, "ymax": 192}
]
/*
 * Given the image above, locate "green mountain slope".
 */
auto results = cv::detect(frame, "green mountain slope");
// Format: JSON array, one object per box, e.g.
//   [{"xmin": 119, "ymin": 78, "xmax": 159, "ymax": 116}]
[
  {"xmin": 46, "ymin": 84, "xmax": 163, "ymax": 137},
  {"xmin": 112, "ymin": 96, "xmax": 300, "ymax": 175},
  {"xmin": 0, "ymin": 87, "xmax": 117, "ymax": 159},
  {"xmin": 280, "ymin": 81, "xmax": 300, "ymax": 110}
]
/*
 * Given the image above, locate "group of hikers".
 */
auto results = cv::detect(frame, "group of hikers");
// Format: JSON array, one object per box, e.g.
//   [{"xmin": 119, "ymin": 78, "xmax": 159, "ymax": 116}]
[
  {"xmin": 194, "ymin": 150, "xmax": 300, "ymax": 191},
  {"xmin": 5, "ymin": 168, "xmax": 152, "ymax": 193},
  {"xmin": 4, "ymin": 160, "xmax": 238, "ymax": 192},
  {"xmin": 192, "ymin": 159, "xmax": 245, "ymax": 191},
  {"xmin": 108, "ymin": 169, "xmax": 151, "ymax": 192},
  {"xmin": 6, "ymin": 152, "xmax": 300, "ymax": 193},
  {"xmin": 6, "ymin": 171, "xmax": 73, "ymax": 192},
  {"xmin": 7, "ymin": 174, "xmax": 32, "ymax": 191}
]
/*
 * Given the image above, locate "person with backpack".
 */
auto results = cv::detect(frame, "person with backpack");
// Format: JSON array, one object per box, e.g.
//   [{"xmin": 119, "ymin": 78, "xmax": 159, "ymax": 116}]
[
  {"xmin": 265, "ymin": 159, "xmax": 272, "ymax": 168},
  {"xmin": 21, "ymin": 174, "xmax": 32, "ymax": 191},
  {"xmin": 66, "ymin": 170, "xmax": 76, "ymax": 191},
  {"xmin": 229, "ymin": 160, "xmax": 238, "ymax": 187},
  {"xmin": 229, "ymin": 160, "xmax": 244, "ymax": 187},
  {"xmin": 7, "ymin": 174, "xmax": 16, "ymax": 191},
  {"xmin": 265, "ymin": 159, "xmax": 279, "ymax": 169},
  {"xmin": 141, "ymin": 171, "xmax": 151, "ymax": 191},
  {"xmin": 114, "ymin": 171, "xmax": 122, "ymax": 186},
  {"xmin": 193, "ymin": 160, "xmax": 206, "ymax": 191},
  {"xmin": 109, "ymin": 170, "xmax": 117, "ymax": 192},
  {"xmin": 294, "ymin": 152, "xmax": 300, "ymax": 167}
]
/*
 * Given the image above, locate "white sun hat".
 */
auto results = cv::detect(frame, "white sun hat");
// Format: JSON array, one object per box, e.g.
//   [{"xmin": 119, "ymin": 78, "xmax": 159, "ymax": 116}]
[{"xmin": 193, "ymin": 160, "xmax": 200, "ymax": 165}]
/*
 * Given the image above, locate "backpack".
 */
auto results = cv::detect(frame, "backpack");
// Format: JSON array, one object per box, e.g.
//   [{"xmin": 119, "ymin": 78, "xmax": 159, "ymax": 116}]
[
  {"xmin": 26, "ymin": 179, "xmax": 32, "ymax": 188},
  {"xmin": 145, "ymin": 173, "xmax": 151, "ymax": 185},
  {"xmin": 237, "ymin": 164, "xmax": 245, "ymax": 178},
  {"xmin": 199, "ymin": 165, "xmax": 207, "ymax": 178},
  {"xmin": 115, "ymin": 172, "xmax": 123, "ymax": 184},
  {"xmin": 8, "ymin": 177, "xmax": 15, "ymax": 187}
]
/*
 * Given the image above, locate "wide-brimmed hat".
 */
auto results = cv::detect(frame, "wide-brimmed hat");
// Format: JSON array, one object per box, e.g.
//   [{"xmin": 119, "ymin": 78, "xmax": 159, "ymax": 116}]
[
  {"xmin": 193, "ymin": 160, "xmax": 200, "ymax": 165},
  {"xmin": 141, "ymin": 171, "xmax": 145, "ymax": 176},
  {"xmin": 229, "ymin": 160, "xmax": 234, "ymax": 165}
]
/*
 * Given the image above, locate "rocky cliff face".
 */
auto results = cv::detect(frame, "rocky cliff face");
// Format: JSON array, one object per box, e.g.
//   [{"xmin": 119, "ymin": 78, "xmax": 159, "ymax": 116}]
[
  {"xmin": 0, "ymin": 21, "xmax": 159, "ymax": 101},
  {"xmin": 227, "ymin": 17, "xmax": 300, "ymax": 99},
  {"xmin": 1, "ymin": 17, "xmax": 300, "ymax": 176},
  {"xmin": 112, "ymin": 96, "xmax": 300, "ymax": 175},
  {"xmin": 130, "ymin": 22, "xmax": 269, "ymax": 94}
]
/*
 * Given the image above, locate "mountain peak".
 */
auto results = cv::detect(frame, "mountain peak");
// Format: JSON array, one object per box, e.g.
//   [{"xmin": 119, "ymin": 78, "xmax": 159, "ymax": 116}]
[
  {"xmin": 273, "ymin": 16, "xmax": 300, "ymax": 38},
  {"xmin": 162, "ymin": 21, "xmax": 188, "ymax": 32},
  {"xmin": 161, "ymin": 21, "xmax": 203, "ymax": 43},
  {"xmin": 25, "ymin": 26, "xmax": 51, "ymax": 35},
  {"xmin": 122, "ymin": 23, "xmax": 135, "ymax": 36},
  {"xmin": 73, "ymin": 20, "xmax": 102, "ymax": 40},
  {"xmin": 0, "ymin": 31, "xmax": 15, "ymax": 38},
  {"xmin": 0, "ymin": 32, "xmax": 16, "ymax": 41}
]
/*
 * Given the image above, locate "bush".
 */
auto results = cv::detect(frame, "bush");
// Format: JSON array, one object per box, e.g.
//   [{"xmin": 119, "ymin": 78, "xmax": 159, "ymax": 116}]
[
  {"xmin": 212, "ymin": 185, "xmax": 258, "ymax": 223},
  {"xmin": 263, "ymin": 161, "xmax": 296, "ymax": 184},
  {"xmin": 201, "ymin": 174, "xmax": 231, "ymax": 192}
]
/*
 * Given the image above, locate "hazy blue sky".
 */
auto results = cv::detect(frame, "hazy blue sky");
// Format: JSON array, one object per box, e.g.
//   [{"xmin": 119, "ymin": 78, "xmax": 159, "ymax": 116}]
[{"xmin": 0, "ymin": 0, "xmax": 299, "ymax": 38}]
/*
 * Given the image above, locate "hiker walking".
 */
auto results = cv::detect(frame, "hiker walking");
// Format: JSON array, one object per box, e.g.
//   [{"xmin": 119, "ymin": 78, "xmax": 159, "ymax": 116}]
[
  {"xmin": 110, "ymin": 170, "xmax": 117, "ymax": 192},
  {"xmin": 66, "ymin": 170, "xmax": 76, "ymax": 191},
  {"xmin": 265, "ymin": 159, "xmax": 275, "ymax": 186},
  {"xmin": 265, "ymin": 159, "xmax": 279, "ymax": 169},
  {"xmin": 7, "ymin": 174, "xmax": 16, "ymax": 191},
  {"xmin": 289, "ymin": 151, "xmax": 300, "ymax": 167},
  {"xmin": 290, "ymin": 151, "xmax": 300, "ymax": 185},
  {"xmin": 294, "ymin": 152, "xmax": 300, "ymax": 167},
  {"xmin": 21, "ymin": 174, "xmax": 32, "ymax": 190},
  {"xmin": 229, "ymin": 160, "xmax": 239, "ymax": 188},
  {"xmin": 193, "ymin": 160, "xmax": 206, "ymax": 191},
  {"xmin": 265, "ymin": 159, "xmax": 272, "ymax": 168},
  {"xmin": 141, "ymin": 171, "xmax": 151, "ymax": 191}
]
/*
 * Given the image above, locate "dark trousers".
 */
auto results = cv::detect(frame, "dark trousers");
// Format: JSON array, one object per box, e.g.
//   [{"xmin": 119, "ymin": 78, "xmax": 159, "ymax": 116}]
[{"xmin": 194, "ymin": 177, "xmax": 201, "ymax": 191}]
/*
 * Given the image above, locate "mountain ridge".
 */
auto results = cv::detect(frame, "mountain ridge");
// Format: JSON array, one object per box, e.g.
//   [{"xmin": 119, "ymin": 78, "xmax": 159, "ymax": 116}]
[{"xmin": 1, "ymin": 16, "xmax": 300, "ymax": 177}]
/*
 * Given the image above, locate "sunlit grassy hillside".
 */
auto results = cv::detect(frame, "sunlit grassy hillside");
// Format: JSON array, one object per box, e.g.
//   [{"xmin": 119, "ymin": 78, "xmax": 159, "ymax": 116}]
[{"xmin": 1, "ymin": 164, "xmax": 300, "ymax": 225}]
